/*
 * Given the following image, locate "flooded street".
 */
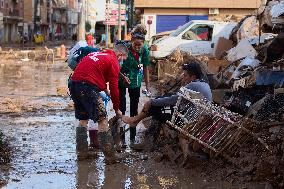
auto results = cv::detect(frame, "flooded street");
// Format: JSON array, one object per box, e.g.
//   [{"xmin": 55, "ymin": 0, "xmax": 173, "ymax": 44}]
[{"xmin": 0, "ymin": 61, "xmax": 258, "ymax": 189}]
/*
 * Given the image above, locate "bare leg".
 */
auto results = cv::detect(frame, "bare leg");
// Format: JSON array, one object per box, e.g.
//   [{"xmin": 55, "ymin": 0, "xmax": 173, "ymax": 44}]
[
  {"xmin": 79, "ymin": 120, "xmax": 88, "ymax": 127},
  {"xmin": 122, "ymin": 104, "xmax": 149, "ymax": 126}
]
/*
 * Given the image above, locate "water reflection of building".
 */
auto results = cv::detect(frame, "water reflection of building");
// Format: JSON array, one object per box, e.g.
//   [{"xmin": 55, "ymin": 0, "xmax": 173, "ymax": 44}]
[{"xmin": 76, "ymin": 156, "xmax": 106, "ymax": 189}]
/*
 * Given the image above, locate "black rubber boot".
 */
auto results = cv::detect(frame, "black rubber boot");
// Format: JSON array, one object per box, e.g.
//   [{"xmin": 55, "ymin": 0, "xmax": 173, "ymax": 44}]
[
  {"xmin": 76, "ymin": 126, "xmax": 88, "ymax": 152},
  {"xmin": 76, "ymin": 126, "xmax": 97, "ymax": 160},
  {"xmin": 120, "ymin": 127, "xmax": 127, "ymax": 149},
  {"xmin": 130, "ymin": 127, "xmax": 136, "ymax": 144},
  {"xmin": 131, "ymin": 119, "xmax": 161, "ymax": 151},
  {"xmin": 98, "ymin": 130, "xmax": 121, "ymax": 164}
]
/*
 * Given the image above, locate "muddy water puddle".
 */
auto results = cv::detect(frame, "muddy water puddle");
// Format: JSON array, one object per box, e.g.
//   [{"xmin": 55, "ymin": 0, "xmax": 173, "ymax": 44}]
[
  {"xmin": 0, "ymin": 62, "xmax": 239, "ymax": 188},
  {"xmin": 0, "ymin": 62, "xmax": 70, "ymax": 97},
  {"xmin": 1, "ymin": 112, "xmax": 225, "ymax": 189}
]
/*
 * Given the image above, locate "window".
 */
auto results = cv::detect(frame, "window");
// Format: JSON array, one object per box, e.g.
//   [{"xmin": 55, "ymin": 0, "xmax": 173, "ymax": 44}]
[
  {"xmin": 182, "ymin": 24, "xmax": 214, "ymax": 41},
  {"xmin": 1, "ymin": 0, "xmax": 4, "ymax": 8},
  {"xmin": 170, "ymin": 21, "xmax": 193, "ymax": 37}
]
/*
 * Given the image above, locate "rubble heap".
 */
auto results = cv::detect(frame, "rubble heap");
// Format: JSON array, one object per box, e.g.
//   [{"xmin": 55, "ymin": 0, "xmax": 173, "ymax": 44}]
[
  {"xmin": 149, "ymin": 1, "xmax": 284, "ymax": 186},
  {"xmin": 156, "ymin": 50, "xmax": 209, "ymax": 95},
  {"xmin": 150, "ymin": 90, "xmax": 284, "ymax": 187}
]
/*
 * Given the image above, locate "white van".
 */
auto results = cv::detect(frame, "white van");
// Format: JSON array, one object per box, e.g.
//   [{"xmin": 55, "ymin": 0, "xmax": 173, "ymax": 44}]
[{"xmin": 150, "ymin": 20, "xmax": 237, "ymax": 59}]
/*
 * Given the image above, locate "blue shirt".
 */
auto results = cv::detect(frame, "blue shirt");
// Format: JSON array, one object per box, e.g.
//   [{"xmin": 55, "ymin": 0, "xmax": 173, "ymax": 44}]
[{"xmin": 151, "ymin": 80, "xmax": 212, "ymax": 107}]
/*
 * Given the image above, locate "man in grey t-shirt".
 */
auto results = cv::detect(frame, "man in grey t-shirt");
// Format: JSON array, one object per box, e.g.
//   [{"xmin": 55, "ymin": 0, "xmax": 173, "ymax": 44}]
[{"xmin": 122, "ymin": 61, "xmax": 212, "ymax": 127}]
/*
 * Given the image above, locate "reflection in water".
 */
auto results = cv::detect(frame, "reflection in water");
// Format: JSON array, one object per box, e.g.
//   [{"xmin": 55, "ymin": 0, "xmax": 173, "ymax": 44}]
[
  {"xmin": 0, "ymin": 62, "xmax": 71, "ymax": 97},
  {"xmin": 1, "ymin": 114, "xmax": 77, "ymax": 189},
  {"xmin": 94, "ymin": 156, "xmax": 106, "ymax": 188},
  {"xmin": 76, "ymin": 154, "xmax": 106, "ymax": 189},
  {"xmin": 124, "ymin": 177, "xmax": 132, "ymax": 189},
  {"xmin": 0, "ymin": 61, "xmax": 235, "ymax": 188}
]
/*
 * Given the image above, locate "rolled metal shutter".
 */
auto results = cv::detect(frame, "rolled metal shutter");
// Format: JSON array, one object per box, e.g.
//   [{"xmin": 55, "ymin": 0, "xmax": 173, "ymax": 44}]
[{"xmin": 156, "ymin": 15, "xmax": 208, "ymax": 34}]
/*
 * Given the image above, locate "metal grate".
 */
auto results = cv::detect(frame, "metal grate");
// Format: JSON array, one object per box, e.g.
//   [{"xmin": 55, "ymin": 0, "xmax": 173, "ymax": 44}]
[{"xmin": 167, "ymin": 87, "xmax": 267, "ymax": 157}]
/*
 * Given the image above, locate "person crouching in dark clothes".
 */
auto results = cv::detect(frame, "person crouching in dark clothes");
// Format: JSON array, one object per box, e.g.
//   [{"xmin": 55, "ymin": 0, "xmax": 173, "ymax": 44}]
[{"xmin": 122, "ymin": 61, "xmax": 212, "ymax": 150}]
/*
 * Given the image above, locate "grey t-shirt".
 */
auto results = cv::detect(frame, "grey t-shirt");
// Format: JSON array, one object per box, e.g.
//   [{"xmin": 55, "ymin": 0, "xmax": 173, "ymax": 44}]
[{"xmin": 151, "ymin": 81, "xmax": 212, "ymax": 107}]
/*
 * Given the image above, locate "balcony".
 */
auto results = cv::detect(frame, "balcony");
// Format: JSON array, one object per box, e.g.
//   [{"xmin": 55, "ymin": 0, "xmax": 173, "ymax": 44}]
[
  {"xmin": 53, "ymin": 0, "xmax": 67, "ymax": 9},
  {"xmin": 8, "ymin": 9, "xmax": 20, "ymax": 17}
]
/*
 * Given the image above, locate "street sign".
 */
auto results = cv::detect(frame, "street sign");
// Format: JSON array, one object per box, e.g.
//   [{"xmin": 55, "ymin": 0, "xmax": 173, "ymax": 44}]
[
  {"xmin": 103, "ymin": 21, "xmax": 126, "ymax": 26},
  {"xmin": 106, "ymin": 3, "xmax": 126, "ymax": 10},
  {"xmin": 104, "ymin": 3, "xmax": 126, "ymax": 25},
  {"xmin": 105, "ymin": 15, "xmax": 126, "ymax": 20},
  {"xmin": 106, "ymin": 10, "xmax": 126, "ymax": 14}
]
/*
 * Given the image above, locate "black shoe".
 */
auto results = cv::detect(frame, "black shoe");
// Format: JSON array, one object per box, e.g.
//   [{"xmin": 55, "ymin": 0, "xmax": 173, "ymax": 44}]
[{"xmin": 121, "ymin": 140, "xmax": 127, "ymax": 149}]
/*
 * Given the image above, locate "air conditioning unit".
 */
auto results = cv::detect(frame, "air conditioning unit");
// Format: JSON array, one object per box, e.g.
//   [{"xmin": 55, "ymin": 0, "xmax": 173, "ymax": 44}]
[{"xmin": 209, "ymin": 8, "xmax": 219, "ymax": 15}]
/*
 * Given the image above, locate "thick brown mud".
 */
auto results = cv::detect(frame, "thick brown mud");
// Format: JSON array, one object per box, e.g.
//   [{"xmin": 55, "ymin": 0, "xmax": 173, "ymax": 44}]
[{"xmin": 0, "ymin": 61, "xmax": 269, "ymax": 189}]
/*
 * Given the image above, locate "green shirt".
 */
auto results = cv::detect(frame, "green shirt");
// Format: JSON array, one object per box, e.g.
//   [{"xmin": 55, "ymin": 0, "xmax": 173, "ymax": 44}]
[{"xmin": 119, "ymin": 44, "xmax": 150, "ymax": 89}]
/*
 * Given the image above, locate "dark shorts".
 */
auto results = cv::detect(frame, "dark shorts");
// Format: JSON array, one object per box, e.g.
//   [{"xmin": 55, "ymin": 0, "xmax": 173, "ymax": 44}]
[{"xmin": 70, "ymin": 81, "xmax": 107, "ymax": 122}]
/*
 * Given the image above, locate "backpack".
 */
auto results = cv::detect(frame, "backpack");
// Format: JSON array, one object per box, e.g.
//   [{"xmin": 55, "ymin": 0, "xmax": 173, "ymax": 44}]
[{"xmin": 67, "ymin": 41, "xmax": 100, "ymax": 70}]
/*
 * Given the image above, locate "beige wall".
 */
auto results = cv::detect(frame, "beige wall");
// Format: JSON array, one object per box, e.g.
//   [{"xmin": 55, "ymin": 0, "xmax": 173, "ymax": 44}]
[
  {"xmin": 144, "ymin": 8, "xmax": 255, "ymax": 17},
  {"xmin": 135, "ymin": 0, "xmax": 261, "ymax": 9},
  {"xmin": 24, "ymin": 0, "xmax": 33, "ymax": 23}
]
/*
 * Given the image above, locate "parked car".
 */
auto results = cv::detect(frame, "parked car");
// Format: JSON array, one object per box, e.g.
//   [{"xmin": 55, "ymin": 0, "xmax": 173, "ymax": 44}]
[
  {"xmin": 150, "ymin": 20, "xmax": 237, "ymax": 60},
  {"xmin": 149, "ymin": 30, "xmax": 173, "ymax": 46}
]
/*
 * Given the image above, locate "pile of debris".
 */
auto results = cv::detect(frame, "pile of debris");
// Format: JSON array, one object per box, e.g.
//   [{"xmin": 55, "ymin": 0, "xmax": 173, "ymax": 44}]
[
  {"xmin": 156, "ymin": 50, "xmax": 209, "ymax": 95},
  {"xmin": 0, "ymin": 46, "xmax": 56, "ymax": 63},
  {"xmin": 146, "ymin": 89, "xmax": 284, "ymax": 187},
  {"xmin": 147, "ymin": 1, "xmax": 284, "ymax": 186}
]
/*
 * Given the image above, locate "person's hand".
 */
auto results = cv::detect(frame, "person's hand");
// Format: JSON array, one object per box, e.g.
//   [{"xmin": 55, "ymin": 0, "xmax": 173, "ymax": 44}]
[
  {"xmin": 120, "ymin": 73, "xmax": 131, "ymax": 86},
  {"xmin": 115, "ymin": 110, "xmax": 123, "ymax": 118},
  {"xmin": 122, "ymin": 75, "xmax": 131, "ymax": 86},
  {"xmin": 104, "ymin": 89, "xmax": 110, "ymax": 97}
]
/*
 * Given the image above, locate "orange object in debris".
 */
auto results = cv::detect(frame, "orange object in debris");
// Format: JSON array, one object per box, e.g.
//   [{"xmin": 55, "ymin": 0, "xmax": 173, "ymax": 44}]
[
  {"xmin": 125, "ymin": 32, "xmax": 131, "ymax": 41},
  {"xmin": 60, "ymin": 44, "xmax": 66, "ymax": 59}
]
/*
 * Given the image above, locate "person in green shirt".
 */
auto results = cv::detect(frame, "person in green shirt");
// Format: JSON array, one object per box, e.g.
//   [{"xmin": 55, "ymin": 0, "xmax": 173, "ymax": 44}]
[{"xmin": 119, "ymin": 24, "xmax": 150, "ymax": 146}]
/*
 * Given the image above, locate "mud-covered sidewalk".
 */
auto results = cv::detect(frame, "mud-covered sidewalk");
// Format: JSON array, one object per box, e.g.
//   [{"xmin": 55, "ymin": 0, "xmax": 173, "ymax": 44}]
[{"xmin": 0, "ymin": 61, "xmax": 270, "ymax": 189}]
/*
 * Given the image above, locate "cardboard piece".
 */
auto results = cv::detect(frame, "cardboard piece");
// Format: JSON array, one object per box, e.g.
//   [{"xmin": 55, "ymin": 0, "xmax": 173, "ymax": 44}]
[
  {"xmin": 213, "ymin": 37, "xmax": 234, "ymax": 59},
  {"xmin": 207, "ymin": 59, "xmax": 229, "ymax": 74}
]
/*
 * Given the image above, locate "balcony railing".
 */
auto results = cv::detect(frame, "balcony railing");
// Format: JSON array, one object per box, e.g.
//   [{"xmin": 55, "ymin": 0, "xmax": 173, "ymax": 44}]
[{"xmin": 8, "ymin": 9, "xmax": 20, "ymax": 17}]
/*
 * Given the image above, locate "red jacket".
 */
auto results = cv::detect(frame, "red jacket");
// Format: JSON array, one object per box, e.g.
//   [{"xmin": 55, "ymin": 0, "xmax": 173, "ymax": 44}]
[{"xmin": 72, "ymin": 50, "xmax": 120, "ymax": 110}]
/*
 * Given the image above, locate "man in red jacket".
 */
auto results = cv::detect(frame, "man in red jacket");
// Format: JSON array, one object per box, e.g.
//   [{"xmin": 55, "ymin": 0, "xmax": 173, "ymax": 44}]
[{"xmin": 70, "ymin": 44, "xmax": 128, "ymax": 164}]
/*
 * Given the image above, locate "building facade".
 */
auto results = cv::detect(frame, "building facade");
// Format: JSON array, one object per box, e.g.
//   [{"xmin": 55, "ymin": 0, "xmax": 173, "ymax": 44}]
[
  {"xmin": 21, "ymin": 0, "xmax": 79, "ymax": 41},
  {"xmin": 23, "ymin": 0, "xmax": 33, "ymax": 39},
  {"xmin": 0, "ymin": 0, "xmax": 24, "ymax": 43},
  {"xmin": 51, "ymin": 0, "xmax": 79, "ymax": 40},
  {"xmin": 135, "ymin": 0, "xmax": 262, "ymax": 40}
]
